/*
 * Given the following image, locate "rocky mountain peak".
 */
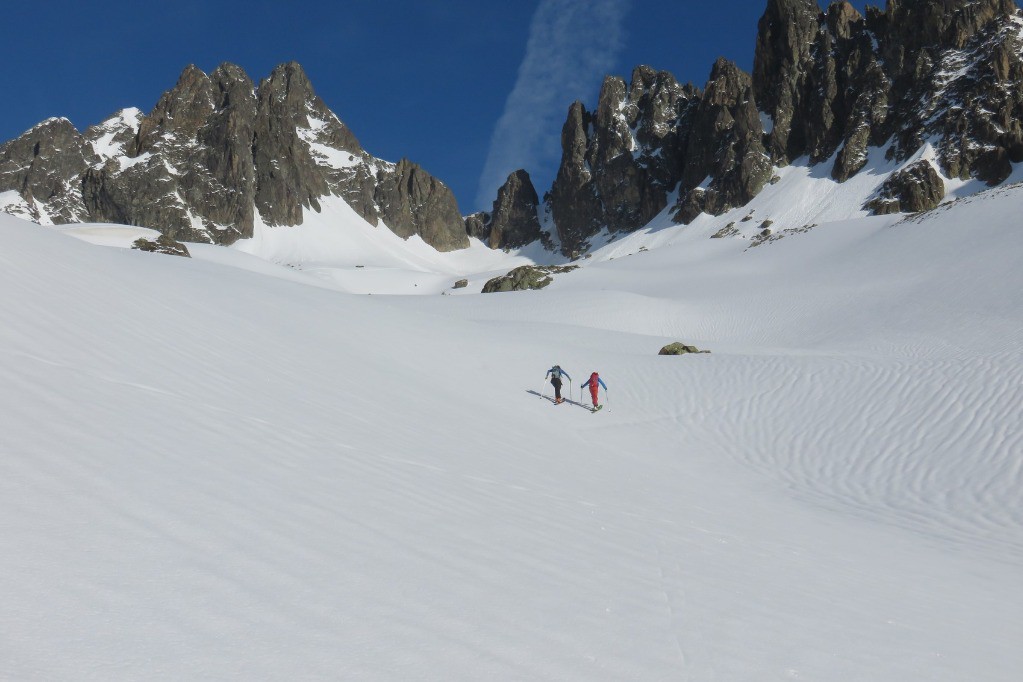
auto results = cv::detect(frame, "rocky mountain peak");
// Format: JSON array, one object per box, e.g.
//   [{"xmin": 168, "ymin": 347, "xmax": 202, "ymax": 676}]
[
  {"xmin": 1, "ymin": 62, "xmax": 466, "ymax": 251},
  {"xmin": 133, "ymin": 64, "xmax": 215, "ymax": 156},
  {"xmin": 753, "ymin": 0, "xmax": 820, "ymax": 163},
  {"xmin": 0, "ymin": 117, "xmax": 93, "ymax": 224},
  {"xmin": 747, "ymin": 0, "xmax": 1023, "ymax": 187},
  {"xmin": 209, "ymin": 63, "xmax": 256, "ymax": 109},
  {"xmin": 878, "ymin": 0, "xmax": 1016, "ymax": 50},
  {"xmin": 545, "ymin": 66, "xmax": 698, "ymax": 256},
  {"xmin": 705, "ymin": 57, "xmax": 755, "ymax": 107},
  {"xmin": 258, "ymin": 62, "xmax": 314, "ymax": 124},
  {"xmin": 485, "ymin": 169, "xmax": 543, "ymax": 250},
  {"xmin": 547, "ymin": 101, "xmax": 602, "ymax": 255},
  {"xmin": 373, "ymin": 158, "xmax": 468, "ymax": 252},
  {"xmin": 826, "ymin": 1, "xmax": 864, "ymax": 38},
  {"xmin": 674, "ymin": 58, "xmax": 772, "ymax": 222},
  {"xmin": 869, "ymin": 0, "xmax": 1017, "ymax": 98},
  {"xmin": 527, "ymin": 0, "xmax": 1023, "ymax": 255},
  {"xmin": 627, "ymin": 66, "xmax": 693, "ymax": 150}
]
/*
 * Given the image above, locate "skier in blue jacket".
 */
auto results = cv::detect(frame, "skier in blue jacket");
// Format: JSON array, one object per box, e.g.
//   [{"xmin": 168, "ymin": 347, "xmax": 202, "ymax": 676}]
[
  {"xmin": 581, "ymin": 371, "xmax": 607, "ymax": 410},
  {"xmin": 545, "ymin": 365, "xmax": 571, "ymax": 404}
]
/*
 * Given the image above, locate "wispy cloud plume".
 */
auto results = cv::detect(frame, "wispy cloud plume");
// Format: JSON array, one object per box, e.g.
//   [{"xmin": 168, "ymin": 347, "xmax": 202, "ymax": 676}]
[{"xmin": 475, "ymin": 0, "xmax": 630, "ymax": 211}]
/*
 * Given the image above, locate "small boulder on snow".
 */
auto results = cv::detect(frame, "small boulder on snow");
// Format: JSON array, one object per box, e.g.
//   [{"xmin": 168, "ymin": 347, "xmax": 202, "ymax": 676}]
[
  {"xmin": 658, "ymin": 342, "xmax": 710, "ymax": 355},
  {"xmin": 481, "ymin": 265, "xmax": 577, "ymax": 293},
  {"xmin": 131, "ymin": 234, "xmax": 191, "ymax": 257}
]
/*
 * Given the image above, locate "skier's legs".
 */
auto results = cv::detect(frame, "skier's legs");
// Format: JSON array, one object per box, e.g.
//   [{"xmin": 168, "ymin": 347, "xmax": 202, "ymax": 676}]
[
  {"xmin": 552, "ymin": 378, "xmax": 562, "ymax": 401},
  {"xmin": 589, "ymin": 384, "xmax": 599, "ymax": 406}
]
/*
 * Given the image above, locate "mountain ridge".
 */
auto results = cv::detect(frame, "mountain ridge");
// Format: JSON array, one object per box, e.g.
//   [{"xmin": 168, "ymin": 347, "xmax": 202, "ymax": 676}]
[
  {"xmin": 3, "ymin": 0, "xmax": 1023, "ymax": 260},
  {"xmin": 531, "ymin": 0, "xmax": 1023, "ymax": 255},
  {"xmin": 0, "ymin": 61, "xmax": 468, "ymax": 252}
]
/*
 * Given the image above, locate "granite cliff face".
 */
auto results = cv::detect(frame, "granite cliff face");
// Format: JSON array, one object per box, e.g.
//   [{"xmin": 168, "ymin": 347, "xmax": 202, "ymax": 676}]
[
  {"xmin": 486, "ymin": 170, "xmax": 544, "ymax": 250},
  {"xmin": 754, "ymin": 0, "xmax": 1023, "ymax": 186},
  {"xmin": 508, "ymin": 0, "xmax": 1023, "ymax": 256},
  {"xmin": 1, "ymin": 62, "xmax": 467, "ymax": 251},
  {"xmin": 546, "ymin": 67, "xmax": 699, "ymax": 255},
  {"xmin": 673, "ymin": 58, "xmax": 773, "ymax": 225},
  {"xmin": 0, "ymin": 117, "xmax": 95, "ymax": 225}
]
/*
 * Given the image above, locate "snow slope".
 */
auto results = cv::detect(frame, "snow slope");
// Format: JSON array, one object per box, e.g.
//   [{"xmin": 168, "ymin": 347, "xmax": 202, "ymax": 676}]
[{"xmin": 1, "ymin": 179, "xmax": 1021, "ymax": 680}]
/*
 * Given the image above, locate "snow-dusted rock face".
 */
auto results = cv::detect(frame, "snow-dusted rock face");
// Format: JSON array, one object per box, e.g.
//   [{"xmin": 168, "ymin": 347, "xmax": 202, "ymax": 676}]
[
  {"xmin": 486, "ymin": 169, "xmax": 544, "ymax": 250},
  {"xmin": 674, "ymin": 58, "xmax": 774, "ymax": 223},
  {"xmin": 0, "ymin": 118, "xmax": 94, "ymax": 224},
  {"xmin": 0, "ymin": 62, "xmax": 467, "ymax": 251},
  {"xmin": 460, "ymin": 169, "xmax": 542, "ymax": 251},
  {"xmin": 754, "ymin": 0, "xmax": 1023, "ymax": 186},
  {"xmin": 519, "ymin": 0, "xmax": 1023, "ymax": 255},
  {"xmin": 463, "ymin": 210, "xmax": 491, "ymax": 242},
  {"xmin": 374, "ymin": 158, "xmax": 468, "ymax": 252},
  {"xmin": 865, "ymin": 159, "xmax": 946, "ymax": 214},
  {"xmin": 547, "ymin": 67, "xmax": 698, "ymax": 255},
  {"xmin": 543, "ymin": 58, "xmax": 771, "ymax": 256}
]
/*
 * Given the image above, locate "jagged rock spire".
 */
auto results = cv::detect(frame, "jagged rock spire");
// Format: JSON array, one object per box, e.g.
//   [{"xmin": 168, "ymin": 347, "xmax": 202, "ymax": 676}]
[
  {"xmin": 0, "ymin": 118, "xmax": 93, "ymax": 224},
  {"xmin": 674, "ymin": 58, "xmax": 772, "ymax": 222},
  {"xmin": 753, "ymin": 0, "xmax": 821, "ymax": 164},
  {"xmin": 546, "ymin": 68, "xmax": 696, "ymax": 256},
  {"xmin": 487, "ymin": 170, "xmax": 543, "ymax": 250}
]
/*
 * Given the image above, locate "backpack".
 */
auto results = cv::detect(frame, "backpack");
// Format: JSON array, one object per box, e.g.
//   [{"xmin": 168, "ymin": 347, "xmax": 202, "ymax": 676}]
[{"xmin": 551, "ymin": 366, "xmax": 562, "ymax": 379}]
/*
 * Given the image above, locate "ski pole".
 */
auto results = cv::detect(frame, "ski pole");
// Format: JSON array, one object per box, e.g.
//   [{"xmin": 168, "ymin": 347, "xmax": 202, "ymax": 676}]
[{"xmin": 540, "ymin": 376, "xmax": 548, "ymax": 398}]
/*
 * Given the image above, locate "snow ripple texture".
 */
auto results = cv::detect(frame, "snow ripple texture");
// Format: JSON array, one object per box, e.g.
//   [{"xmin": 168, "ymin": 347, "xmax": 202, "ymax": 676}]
[{"xmin": 658, "ymin": 353, "xmax": 1023, "ymax": 560}]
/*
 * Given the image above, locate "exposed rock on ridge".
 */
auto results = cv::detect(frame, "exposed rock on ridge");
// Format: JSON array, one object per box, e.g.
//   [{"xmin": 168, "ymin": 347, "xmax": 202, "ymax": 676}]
[
  {"xmin": 375, "ymin": 158, "xmax": 468, "ymax": 252},
  {"xmin": 865, "ymin": 159, "xmax": 945, "ymax": 214},
  {"xmin": 753, "ymin": 0, "xmax": 821, "ymax": 163},
  {"xmin": 542, "ymin": 60, "xmax": 770, "ymax": 255},
  {"xmin": 485, "ymin": 170, "xmax": 543, "ymax": 250},
  {"xmin": 753, "ymin": 0, "xmax": 1023, "ymax": 186},
  {"xmin": 673, "ymin": 58, "xmax": 772, "ymax": 223},
  {"xmin": 0, "ymin": 118, "xmax": 94, "ymax": 224},
  {"xmin": 547, "ymin": 66, "xmax": 699, "ymax": 255},
  {"xmin": 1, "ymin": 62, "xmax": 467, "ymax": 251},
  {"xmin": 523, "ymin": 0, "xmax": 1023, "ymax": 255}
]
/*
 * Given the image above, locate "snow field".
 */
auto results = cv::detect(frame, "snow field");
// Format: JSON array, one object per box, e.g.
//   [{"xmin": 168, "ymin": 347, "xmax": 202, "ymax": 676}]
[{"xmin": 1, "ymin": 177, "xmax": 1022, "ymax": 679}]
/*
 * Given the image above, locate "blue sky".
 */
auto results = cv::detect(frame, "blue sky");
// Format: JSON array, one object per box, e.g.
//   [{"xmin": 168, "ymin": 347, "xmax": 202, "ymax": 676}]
[{"xmin": 0, "ymin": 0, "xmax": 909, "ymax": 213}]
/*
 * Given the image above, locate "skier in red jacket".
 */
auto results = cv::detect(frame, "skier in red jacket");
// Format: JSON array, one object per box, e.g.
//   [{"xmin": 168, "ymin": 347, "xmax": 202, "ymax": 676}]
[{"xmin": 581, "ymin": 371, "xmax": 607, "ymax": 410}]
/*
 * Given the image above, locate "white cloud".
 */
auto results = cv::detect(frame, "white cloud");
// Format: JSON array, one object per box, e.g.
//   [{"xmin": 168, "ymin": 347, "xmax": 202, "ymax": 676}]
[{"xmin": 474, "ymin": 0, "xmax": 630, "ymax": 211}]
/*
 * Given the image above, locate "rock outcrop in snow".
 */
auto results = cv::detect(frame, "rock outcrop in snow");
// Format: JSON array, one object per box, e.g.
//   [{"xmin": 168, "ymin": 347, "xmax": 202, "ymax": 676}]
[{"xmin": 865, "ymin": 160, "xmax": 946, "ymax": 214}]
